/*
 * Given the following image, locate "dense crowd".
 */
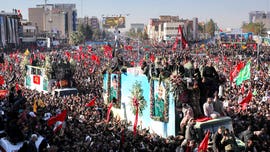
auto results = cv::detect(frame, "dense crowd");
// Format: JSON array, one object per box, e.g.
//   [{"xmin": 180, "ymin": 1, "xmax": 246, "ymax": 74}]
[{"xmin": 0, "ymin": 44, "xmax": 269, "ymax": 152}]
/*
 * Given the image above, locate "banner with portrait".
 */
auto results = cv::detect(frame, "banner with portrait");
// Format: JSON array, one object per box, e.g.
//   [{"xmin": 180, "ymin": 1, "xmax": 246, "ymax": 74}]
[
  {"xmin": 107, "ymin": 73, "xmax": 121, "ymax": 108},
  {"xmin": 102, "ymin": 17, "xmax": 126, "ymax": 29},
  {"xmin": 150, "ymin": 79, "xmax": 169, "ymax": 122}
]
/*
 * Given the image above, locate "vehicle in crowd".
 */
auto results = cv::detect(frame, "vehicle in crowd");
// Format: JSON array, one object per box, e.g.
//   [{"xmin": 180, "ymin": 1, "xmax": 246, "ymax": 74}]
[
  {"xmin": 194, "ymin": 116, "xmax": 245, "ymax": 151},
  {"xmin": 24, "ymin": 65, "xmax": 77, "ymax": 96}
]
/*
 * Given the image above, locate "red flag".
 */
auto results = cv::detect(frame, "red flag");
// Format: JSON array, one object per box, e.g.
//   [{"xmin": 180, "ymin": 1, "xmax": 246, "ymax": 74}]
[
  {"xmin": 230, "ymin": 61, "xmax": 245, "ymax": 82},
  {"xmin": 130, "ymin": 61, "xmax": 135, "ymax": 66},
  {"xmin": 198, "ymin": 130, "xmax": 210, "ymax": 152},
  {"xmin": 89, "ymin": 66, "xmax": 95, "ymax": 74},
  {"xmin": 229, "ymin": 70, "xmax": 234, "ymax": 82},
  {"xmin": 177, "ymin": 25, "xmax": 188, "ymax": 49},
  {"xmin": 15, "ymin": 55, "xmax": 19, "ymax": 63},
  {"xmin": 85, "ymin": 97, "xmax": 96, "ymax": 107},
  {"xmin": 128, "ymin": 45, "xmax": 133, "ymax": 51},
  {"xmin": 214, "ymin": 56, "xmax": 219, "ymax": 63},
  {"xmin": 106, "ymin": 103, "xmax": 113, "ymax": 123},
  {"xmin": 33, "ymin": 75, "xmax": 40, "ymax": 85},
  {"xmin": 48, "ymin": 110, "xmax": 67, "ymax": 126},
  {"xmin": 53, "ymin": 121, "xmax": 63, "ymax": 133},
  {"xmin": 103, "ymin": 45, "xmax": 112, "ymax": 52},
  {"xmin": 33, "ymin": 53, "xmax": 37, "ymax": 60},
  {"xmin": 87, "ymin": 45, "xmax": 92, "ymax": 52},
  {"xmin": 0, "ymin": 90, "xmax": 8, "ymax": 99},
  {"xmin": 239, "ymin": 90, "xmax": 252, "ymax": 110},
  {"xmin": 91, "ymin": 54, "xmax": 97, "ymax": 62},
  {"xmin": 240, "ymin": 84, "xmax": 245, "ymax": 94},
  {"xmin": 80, "ymin": 52, "xmax": 85, "ymax": 60},
  {"xmin": 91, "ymin": 54, "xmax": 100, "ymax": 65},
  {"xmin": 150, "ymin": 54, "xmax": 155, "ymax": 63},
  {"xmin": 9, "ymin": 65, "xmax": 13, "ymax": 72},
  {"xmin": 29, "ymin": 57, "xmax": 33, "ymax": 65},
  {"xmin": 83, "ymin": 61, "xmax": 87, "ymax": 68},
  {"xmin": 65, "ymin": 51, "xmax": 71, "ymax": 61},
  {"xmin": 0, "ymin": 75, "xmax": 4, "ymax": 85},
  {"xmin": 139, "ymin": 59, "xmax": 144, "ymax": 66},
  {"xmin": 133, "ymin": 104, "xmax": 139, "ymax": 136},
  {"xmin": 195, "ymin": 116, "xmax": 212, "ymax": 122},
  {"xmin": 172, "ymin": 37, "xmax": 178, "ymax": 51},
  {"xmin": 79, "ymin": 46, "xmax": 83, "ymax": 52},
  {"xmin": 39, "ymin": 53, "xmax": 45, "ymax": 60},
  {"xmin": 15, "ymin": 83, "xmax": 20, "ymax": 92}
]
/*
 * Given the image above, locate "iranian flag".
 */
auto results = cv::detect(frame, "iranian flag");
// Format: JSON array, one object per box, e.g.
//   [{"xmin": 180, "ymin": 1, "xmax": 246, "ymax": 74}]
[
  {"xmin": 33, "ymin": 75, "xmax": 41, "ymax": 85},
  {"xmin": 235, "ymin": 61, "xmax": 251, "ymax": 86},
  {"xmin": 47, "ymin": 110, "xmax": 67, "ymax": 133}
]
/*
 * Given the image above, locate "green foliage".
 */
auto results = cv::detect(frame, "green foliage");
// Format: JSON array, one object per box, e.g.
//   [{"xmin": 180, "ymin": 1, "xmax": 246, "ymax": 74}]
[
  {"xmin": 44, "ymin": 55, "xmax": 52, "ymax": 79},
  {"xmin": 20, "ymin": 56, "xmax": 29, "ymax": 77},
  {"xmin": 92, "ymin": 29, "xmax": 101, "ymax": 41},
  {"xmin": 127, "ymin": 28, "xmax": 148, "ymax": 40},
  {"xmin": 198, "ymin": 23, "xmax": 204, "ymax": 33},
  {"xmin": 242, "ymin": 22, "xmax": 267, "ymax": 36},
  {"xmin": 78, "ymin": 24, "xmax": 93, "ymax": 41},
  {"xmin": 69, "ymin": 31, "xmax": 85, "ymax": 45},
  {"xmin": 205, "ymin": 19, "xmax": 216, "ymax": 37},
  {"xmin": 129, "ymin": 81, "xmax": 147, "ymax": 116}
]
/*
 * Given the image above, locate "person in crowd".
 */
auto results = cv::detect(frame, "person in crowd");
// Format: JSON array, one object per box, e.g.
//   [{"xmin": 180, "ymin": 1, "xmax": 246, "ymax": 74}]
[
  {"xmin": 244, "ymin": 138, "xmax": 257, "ymax": 152},
  {"xmin": 213, "ymin": 92, "xmax": 227, "ymax": 116},
  {"xmin": 221, "ymin": 129, "xmax": 237, "ymax": 152},
  {"xmin": 213, "ymin": 126, "xmax": 225, "ymax": 152},
  {"xmin": 203, "ymin": 97, "xmax": 220, "ymax": 118},
  {"xmin": 0, "ymin": 43, "xmax": 270, "ymax": 152}
]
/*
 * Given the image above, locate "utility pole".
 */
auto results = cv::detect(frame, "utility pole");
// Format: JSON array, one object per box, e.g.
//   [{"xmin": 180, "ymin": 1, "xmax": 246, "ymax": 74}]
[{"xmin": 44, "ymin": 0, "xmax": 47, "ymax": 34}]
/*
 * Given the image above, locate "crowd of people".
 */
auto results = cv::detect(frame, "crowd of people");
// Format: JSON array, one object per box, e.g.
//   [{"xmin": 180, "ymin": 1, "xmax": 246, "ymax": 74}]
[{"xmin": 0, "ymin": 43, "xmax": 269, "ymax": 152}]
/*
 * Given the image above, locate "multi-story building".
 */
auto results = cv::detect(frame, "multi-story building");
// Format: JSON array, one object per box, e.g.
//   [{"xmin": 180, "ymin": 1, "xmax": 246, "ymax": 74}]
[
  {"xmin": 130, "ymin": 23, "xmax": 144, "ymax": 32},
  {"xmin": 77, "ymin": 16, "xmax": 100, "ymax": 30},
  {"xmin": 0, "ymin": 11, "xmax": 21, "ymax": 48},
  {"xmin": 147, "ymin": 15, "xmax": 198, "ymax": 42},
  {"xmin": 29, "ymin": 3, "xmax": 77, "ymax": 39},
  {"xmin": 249, "ymin": 11, "xmax": 270, "ymax": 30}
]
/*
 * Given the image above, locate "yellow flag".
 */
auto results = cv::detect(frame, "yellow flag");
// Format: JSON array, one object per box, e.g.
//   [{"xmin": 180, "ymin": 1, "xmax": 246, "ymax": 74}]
[
  {"xmin": 38, "ymin": 99, "xmax": 45, "ymax": 108},
  {"xmin": 241, "ymin": 45, "xmax": 247, "ymax": 50},
  {"xmin": 24, "ymin": 49, "xmax": 30, "ymax": 56},
  {"xmin": 33, "ymin": 100, "xmax": 37, "ymax": 113}
]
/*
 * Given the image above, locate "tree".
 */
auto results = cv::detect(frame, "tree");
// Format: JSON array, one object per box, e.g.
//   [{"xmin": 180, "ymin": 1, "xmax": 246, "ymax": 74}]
[
  {"xmin": 69, "ymin": 31, "xmax": 85, "ymax": 45},
  {"xmin": 205, "ymin": 19, "xmax": 216, "ymax": 37},
  {"xmin": 242, "ymin": 22, "xmax": 267, "ymax": 36},
  {"xmin": 92, "ymin": 29, "xmax": 101, "ymax": 41},
  {"xmin": 77, "ymin": 24, "xmax": 93, "ymax": 41},
  {"xmin": 198, "ymin": 23, "xmax": 204, "ymax": 33},
  {"xmin": 127, "ymin": 28, "xmax": 148, "ymax": 40}
]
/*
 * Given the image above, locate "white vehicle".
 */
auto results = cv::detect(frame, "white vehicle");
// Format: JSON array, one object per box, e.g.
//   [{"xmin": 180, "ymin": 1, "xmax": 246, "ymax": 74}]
[
  {"xmin": 52, "ymin": 88, "xmax": 78, "ymax": 97},
  {"xmin": 25, "ymin": 65, "xmax": 77, "ymax": 96}
]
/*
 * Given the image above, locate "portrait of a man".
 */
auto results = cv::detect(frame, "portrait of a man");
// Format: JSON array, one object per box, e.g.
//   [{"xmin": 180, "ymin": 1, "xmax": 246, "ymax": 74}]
[
  {"xmin": 154, "ymin": 83, "xmax": 165, "ymax": 118},
  {"xmin": 110, "ymin": 75, "xmax": 118, "ymax": 103}
]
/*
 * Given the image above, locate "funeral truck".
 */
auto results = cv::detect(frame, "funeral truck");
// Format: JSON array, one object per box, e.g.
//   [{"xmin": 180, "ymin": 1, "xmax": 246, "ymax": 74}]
[
  {"xmin": 194, "ymin": 116, "xmax": 245, "ymax": 151},
  {"xmin": 24, "ymin": 65, "xmax": 78, "ymax": 97}
]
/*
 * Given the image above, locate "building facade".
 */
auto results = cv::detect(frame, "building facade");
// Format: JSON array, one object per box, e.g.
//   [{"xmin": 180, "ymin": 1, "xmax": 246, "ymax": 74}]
[
  {"xmin": 29, "ymin": 3, "xmax": 77, "ymax": 39},
  {"xmin": 249, "ymin": 11, "xmax": 270, "ymax": 30},
  {"xmin": 147, "ymin": 15, "xmax": 198, "ymax": 42},
  {"xmin": 130, "ymin": 23, "xmax": 144, "ymax": 32},
  {"xmin": 0, "ymin": 11, "xmax": 21, "ymax": 48},
  {"xmin": 77, "ymin": 16, "xmax": 100, "ymax": 30}
]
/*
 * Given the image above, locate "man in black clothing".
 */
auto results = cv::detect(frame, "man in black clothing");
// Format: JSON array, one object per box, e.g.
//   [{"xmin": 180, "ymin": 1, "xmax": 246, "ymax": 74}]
[
  {"xmin": 202, "ymin": 61, "xmax": 219, "ymax": 97},
  {"xmin": 213, "ymin": 127, "xmax": 225, "ymax": 152}
]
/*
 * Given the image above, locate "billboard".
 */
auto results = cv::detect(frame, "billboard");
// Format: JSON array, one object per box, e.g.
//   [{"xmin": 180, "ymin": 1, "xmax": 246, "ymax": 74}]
[{"xmin": 102, "ymin": 17, "xmax": 126, "ymax": 28}]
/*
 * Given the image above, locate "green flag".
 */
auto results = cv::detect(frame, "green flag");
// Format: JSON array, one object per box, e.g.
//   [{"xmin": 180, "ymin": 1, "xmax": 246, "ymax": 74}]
[{"xmin": 236, "ymin": 61, "xmax": 251, "ymax": 86}]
